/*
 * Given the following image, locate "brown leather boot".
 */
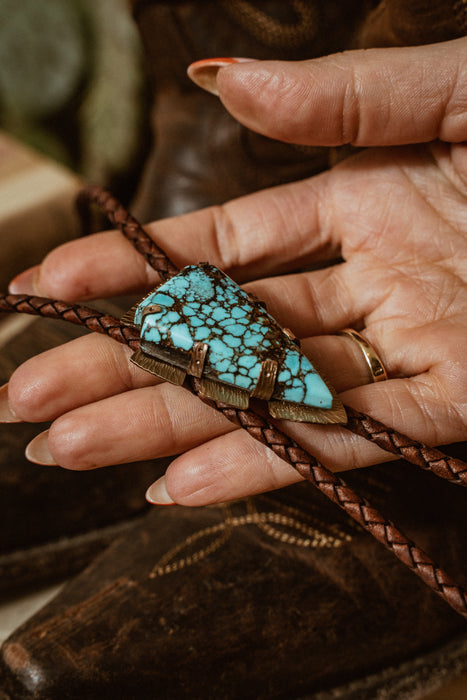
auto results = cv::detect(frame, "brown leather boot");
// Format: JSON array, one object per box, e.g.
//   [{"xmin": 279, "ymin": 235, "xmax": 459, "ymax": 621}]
[
  {"xmin": 129, "ymin": 0, "xmax": 376, "ymax": 221},
  {"xmin": 0, "ymin": 459, "xmax": 466, "ymax": 699}
]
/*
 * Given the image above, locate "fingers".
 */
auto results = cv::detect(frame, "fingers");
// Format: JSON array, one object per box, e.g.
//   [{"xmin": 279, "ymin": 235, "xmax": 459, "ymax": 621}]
[
  {"xmin": 150, "ymin": 405, "xmax": 391, "ymax": 506},
  {"xmin": 25, "ymin": 352, "xmax": 385, "ymax": 478},
  {"xmin": 246, "ymin": 264, "xmax": 384, "ymax": 338},
  {"xmin": 6, "ymin": 333, "xmax": 158, "ymax": 422},
  {"xmin": 9, "ymin": 174, "xmax": 338, "ymax": 300},
  {"xmin": 148, "ymin": 370, "xmax": 466, "ymax": 507},
  {"xmin": 6, "ymin": 327, "xmax": 371, "ymax": 426},
  {"xmin": 42, "ymin": 384, "xmax": 235, "ymax": 470},
  {"xmin": 210, "ymin": 38, "xmax": 467, "ymax": 147}
]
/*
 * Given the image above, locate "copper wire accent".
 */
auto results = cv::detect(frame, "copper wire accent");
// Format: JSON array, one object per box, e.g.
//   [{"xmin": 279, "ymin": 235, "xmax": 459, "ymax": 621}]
[
  {"xmin": 187, "ymin": 342, "xmax": 209, "ymax": 379},
  {"xmin": 251, "ymin": 359, "xmax": 278, "ymax": 400}
]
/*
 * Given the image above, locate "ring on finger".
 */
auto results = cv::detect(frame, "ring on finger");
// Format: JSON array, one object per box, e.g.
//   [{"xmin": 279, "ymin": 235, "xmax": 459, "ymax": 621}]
[{"xmin": 337, "ymin": 328, "xmax": 388, "ymax": 383}]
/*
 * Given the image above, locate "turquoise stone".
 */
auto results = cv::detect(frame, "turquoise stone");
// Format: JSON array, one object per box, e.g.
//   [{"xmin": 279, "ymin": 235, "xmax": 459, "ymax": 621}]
[{"xmin": 135, "ymin": 263, "xmax": 333, "ymax": 410}]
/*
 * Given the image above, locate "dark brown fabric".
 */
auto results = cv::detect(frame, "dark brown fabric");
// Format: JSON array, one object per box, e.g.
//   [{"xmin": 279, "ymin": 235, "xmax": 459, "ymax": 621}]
[
  {"xmin": 357, "ymin": 0, "xmax": 467, "ymax": 47},
  {"xmin": 0, "ymin": 466, "xmax": 466, "ymax": 698},
  {"xmin": 0, "ymin": 1, "xmax": 466, "ymax": 695}
]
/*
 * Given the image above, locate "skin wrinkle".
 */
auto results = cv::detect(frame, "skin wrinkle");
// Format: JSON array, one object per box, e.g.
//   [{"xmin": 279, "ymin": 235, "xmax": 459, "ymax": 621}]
[
  {"xmin": 208, "ymin": 205, "xmax": 237, "ymax": 273},
  {"xmin": 432, "ymin": 370, "xmax": 467, "ymax": 432},
  {"xmin": 261, "ymin": 67, "xmax": 313, "ymax": 144},
  {"xmin": 442, "ymin": 54, "xmax": 467, "ymax": 141},
  {"xmin": 329, "ymin": 165, "xmax": 401, "ymax": 258},
  {"xmin": 99, "ymin": 340, "xmax": 136, "ymax": 395},
  {"xmin": 408, "ymin": 374, "xmax": 456, "ymax": 444},
  {"xmin": 339, "ymin": 150, "xmax": 459, "ymax": 265},
  {"xmin": 145, "ymin": 388, "xmax": 178, "ymax": 458},
  {"xmin": 295, "ymin": 267, "xmax": 332, "ymax": 335},
  {"xmin": 218, "ymin": 40, "xmax": 467, "ymax": 147},
  {"xmin": 429, "ymin": 142, "xmax": 467, "ymax": 206},
  {"xmin": 315, "ymin": 171, "xmax": 341, "ymax": 262},
  {"xmin": 398, "ymin": 154, "xmax": 467, "ymax": 244},
  {"xmin": 341, "ymin": 63, "xmax": 361, "ymax": 145}
]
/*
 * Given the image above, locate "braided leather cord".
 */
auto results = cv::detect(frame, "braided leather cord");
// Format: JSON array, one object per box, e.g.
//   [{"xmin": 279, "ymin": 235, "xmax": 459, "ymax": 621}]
[
  {"xmin": 0, "ymin": 185, "xmax": 466, "ymax": 617},
  {"xmin": 346, "ymin": 407, "xmax": 467, "ymax": 487},
  {"xmin": 191, "ymin": 385, "xmax": 467, "ymax": 619},
  {"xmin": 0, "ymin": 295, "xmax": 140, "ymax": 350},
  {"xmin": 77, "ymin": 185, "xmax": 179, "ymax": 282}
]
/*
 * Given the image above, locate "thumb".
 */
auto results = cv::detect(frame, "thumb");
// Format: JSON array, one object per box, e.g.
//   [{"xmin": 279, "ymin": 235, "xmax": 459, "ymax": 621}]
[{"xmin": 188, "ymin": 38, "xmax": 467, "ymax": 147}]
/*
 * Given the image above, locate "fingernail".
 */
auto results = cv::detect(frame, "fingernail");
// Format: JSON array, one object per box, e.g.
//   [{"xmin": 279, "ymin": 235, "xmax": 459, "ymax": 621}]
[
  {"xmin": 0, "ymin": 383, "xmax": 22, "ymax": 423},
  {"xmin": 145, "ymin": 476, "xmax": 176, "ymax": 505},
  {"xmin": 25, "ymin": 430, "xmax": 58, "ymax": 466},
  {"xmin": 9, "ymin": 265, "xmax": 40, "ymax": 295},
  {"xmin": 187, "ymin": 57, "xmax": 256, "ymax": 96}
]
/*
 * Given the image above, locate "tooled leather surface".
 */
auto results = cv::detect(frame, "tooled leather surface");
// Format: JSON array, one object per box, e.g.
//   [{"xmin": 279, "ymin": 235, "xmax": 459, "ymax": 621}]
[
  {"xmin": 1, "ymin": 185, "xmax": 465, "ymax": 618},
  {"xmin": 2, "ymin": 481, "xmax": 465, "ymax": 699}
]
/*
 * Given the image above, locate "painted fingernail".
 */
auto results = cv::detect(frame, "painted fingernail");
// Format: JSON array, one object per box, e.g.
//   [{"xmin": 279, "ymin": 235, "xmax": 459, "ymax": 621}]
[
  {"xmin": 25, "ymin": 430, "xmax": 58, "ymax": 466},
  {"xmin": 0, "ymin": 383, "xmax": 22, "ymax": 423},
  {"xmin": 187, "ymin": 57, "xmax": 256, "ymax": 96},
  {"xmin": 145, "ymin": 476, "xmax": 176, "ymax": 505},
  {"xmin": 9, "ymin": 265, "xmax": 40, "ymax": 295}
]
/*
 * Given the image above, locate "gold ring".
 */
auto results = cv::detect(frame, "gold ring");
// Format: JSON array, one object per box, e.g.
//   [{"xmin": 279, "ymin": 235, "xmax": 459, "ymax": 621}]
[{"xmin": 338, "ymin": 328, "xmax": 388, "ymax": 383}]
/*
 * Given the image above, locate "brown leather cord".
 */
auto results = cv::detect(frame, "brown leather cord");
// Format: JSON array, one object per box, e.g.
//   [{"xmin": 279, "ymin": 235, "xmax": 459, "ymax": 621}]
[
  {"xmin": 76, "ymin": 186, "xmax": 179, "ymax": 282},
  {"xmin": 0, "ymin": 294, "xmax": 140, "ymax": 350},
  {"xmin": 345, "ymin": 407, "xmax": 467, "ymax": 487},
  {"xmin": 191, "ymin": 384, "xmax": 467, "ymax": 619},
  {"xmin": 0, "ymin": 184, "xmax": 466, "ymax": 618}
]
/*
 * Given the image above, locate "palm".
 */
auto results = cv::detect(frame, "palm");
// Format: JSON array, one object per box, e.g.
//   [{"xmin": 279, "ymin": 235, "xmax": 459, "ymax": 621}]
[{"xmin": 314, "ymin": 142, "xmax": 467, "ymax": 440}]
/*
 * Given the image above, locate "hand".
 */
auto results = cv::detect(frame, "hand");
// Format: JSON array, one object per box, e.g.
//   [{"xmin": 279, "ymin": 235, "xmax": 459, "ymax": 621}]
[{"xmin": 5, "ymin": 38, "xmax": 467, "ymax": 505}]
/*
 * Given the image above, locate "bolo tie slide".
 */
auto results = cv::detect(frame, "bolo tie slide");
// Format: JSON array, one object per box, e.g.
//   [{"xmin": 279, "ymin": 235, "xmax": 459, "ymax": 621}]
[{"xmin": 0, "ymin": 185, "xmax": 466, "ymax": 619}]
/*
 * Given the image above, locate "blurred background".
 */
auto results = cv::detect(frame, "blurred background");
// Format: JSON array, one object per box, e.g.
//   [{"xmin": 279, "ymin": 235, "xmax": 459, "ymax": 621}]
[{"xmin": 0, "ymin": 0, "xmax": 148, "ymax": 198}]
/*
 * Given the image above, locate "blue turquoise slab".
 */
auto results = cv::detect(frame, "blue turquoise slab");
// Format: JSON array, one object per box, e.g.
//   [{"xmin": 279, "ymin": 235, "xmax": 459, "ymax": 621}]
[{"xmin": 132, "ymin": 263, "xmax": 341, "ymax": 417}]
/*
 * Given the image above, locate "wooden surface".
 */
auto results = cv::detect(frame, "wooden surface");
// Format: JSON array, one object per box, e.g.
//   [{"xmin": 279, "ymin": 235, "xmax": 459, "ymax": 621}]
[{"xmin": 0, "ymin": 131, "xmax": 81, "ymax": 291}]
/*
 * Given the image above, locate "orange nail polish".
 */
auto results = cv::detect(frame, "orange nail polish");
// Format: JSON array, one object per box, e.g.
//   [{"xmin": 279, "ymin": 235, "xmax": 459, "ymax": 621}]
[{"xmin": 187, "ymin": 57, "xmax": 255, "ymax": 95}]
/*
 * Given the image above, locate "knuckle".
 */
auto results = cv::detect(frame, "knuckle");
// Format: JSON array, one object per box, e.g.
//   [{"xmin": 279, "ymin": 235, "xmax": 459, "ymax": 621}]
[
  {"xmin": 8, "ymin": 361, "xmax": 50, "ymax": 422},
  {"xmin": 48, "ymin": 417, "xmax": 94, "ymax": 470},
  {"xmin": 39, "ymin": 241, "xmax": 89, "ymax": 300}
]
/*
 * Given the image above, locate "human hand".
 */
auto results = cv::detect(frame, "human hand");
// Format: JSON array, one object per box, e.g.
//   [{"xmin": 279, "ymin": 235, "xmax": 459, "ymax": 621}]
[{"xmin": 4, "ymin": 39, "xmax": 467, "ymax": 505}]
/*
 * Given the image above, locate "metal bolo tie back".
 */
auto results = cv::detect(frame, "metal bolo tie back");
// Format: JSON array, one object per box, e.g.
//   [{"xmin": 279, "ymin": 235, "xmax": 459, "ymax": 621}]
[{"xmin": 122, "ymin": 262, "xmax": 346, "ymax": 425}]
